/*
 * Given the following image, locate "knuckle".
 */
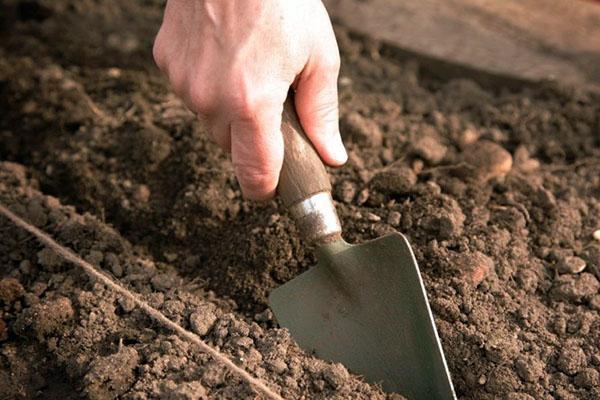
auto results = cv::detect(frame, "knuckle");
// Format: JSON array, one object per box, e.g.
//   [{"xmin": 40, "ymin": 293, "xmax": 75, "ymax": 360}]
[
  {"xmin": 167, "ymin": 68, "xmax": 186, "ymax": 96},
  {"xmin": 234, "ymin": 164, "xmax": 276, "ymax": 198},
  {"xmin": 321, "ymin": 53, "xmax": 341, "ymax": 75},
  {"xmin": 188, "ymin": 77, "xmax": 213, "ymax": 115},
  {"xmin": 152, "ymin": 32, "xmax": 166, "ymax": 70},
  {"xmin": 228, "ymin": 82, "xmax": 275, "ymax": 120}
]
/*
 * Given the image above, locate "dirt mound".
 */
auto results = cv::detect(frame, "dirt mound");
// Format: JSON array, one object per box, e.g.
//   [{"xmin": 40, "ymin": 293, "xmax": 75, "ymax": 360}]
[{"xmin": 1, "ymin": 1, "xmax": 600, "ymax": 399}]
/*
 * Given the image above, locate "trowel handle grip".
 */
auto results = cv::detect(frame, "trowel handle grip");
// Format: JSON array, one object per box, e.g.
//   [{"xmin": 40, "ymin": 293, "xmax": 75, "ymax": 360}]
[
  {"xmin": 277, "ymin": 92, "xmax": 342, "ymax": 244},
  {"xmin": 277, "ymin": 92, "xmax": 332, "ymax": 208}
]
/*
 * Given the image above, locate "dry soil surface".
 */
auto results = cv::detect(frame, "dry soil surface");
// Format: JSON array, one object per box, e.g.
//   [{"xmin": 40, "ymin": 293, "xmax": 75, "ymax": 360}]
[{"xmin": 1, "ymin": 1, "xmax": 599, "ymax": 399}]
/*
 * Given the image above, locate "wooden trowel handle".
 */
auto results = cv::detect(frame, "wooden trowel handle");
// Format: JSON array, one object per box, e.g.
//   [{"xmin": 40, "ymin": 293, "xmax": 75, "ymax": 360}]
[
  {"xmin": 277, "ymin": 92, "xmax": 342, "ymax": 245},
  {"xmin": 278, "ymin": 93, "xmax": 332, "ymax": 208}
]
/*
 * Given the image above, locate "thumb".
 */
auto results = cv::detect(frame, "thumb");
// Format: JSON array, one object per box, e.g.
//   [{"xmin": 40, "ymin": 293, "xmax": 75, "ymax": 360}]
[
  {"xmin": 294, "ymin": 57, "xmax": 347, "ymax": 167},
  {"xmin": 230, "ymin": 105, "xmax": 284, "ymax": 200}
]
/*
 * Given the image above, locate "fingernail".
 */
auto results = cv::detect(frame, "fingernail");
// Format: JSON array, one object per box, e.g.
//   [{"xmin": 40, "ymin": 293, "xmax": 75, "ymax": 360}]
[{"xmin": 330, "ymin": 132, "xmax": 348, "ymax": 165}]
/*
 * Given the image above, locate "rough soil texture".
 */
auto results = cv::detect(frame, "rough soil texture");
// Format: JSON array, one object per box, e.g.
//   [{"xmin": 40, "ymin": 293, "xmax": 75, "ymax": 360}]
[{"xmin": 1, "ymin": 1, "xmax": 600, "ymax": 399}]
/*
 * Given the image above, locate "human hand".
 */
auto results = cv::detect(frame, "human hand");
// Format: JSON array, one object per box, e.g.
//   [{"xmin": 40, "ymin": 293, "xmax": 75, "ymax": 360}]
[{"xmin": 153, "ymin": 0, "xmax": 347, "ymax": 200}]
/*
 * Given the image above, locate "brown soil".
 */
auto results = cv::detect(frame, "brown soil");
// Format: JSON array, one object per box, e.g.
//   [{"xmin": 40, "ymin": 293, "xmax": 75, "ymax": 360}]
[{"xmin": 1, "ymin": 1, "xmax": 599, "ymax": 399}]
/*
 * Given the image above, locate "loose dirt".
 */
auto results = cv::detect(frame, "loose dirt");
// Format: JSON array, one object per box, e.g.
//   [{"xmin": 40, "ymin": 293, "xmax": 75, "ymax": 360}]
[{"xmin": 1, "ymin": 1, "xmax": 599, "ymax": 399}]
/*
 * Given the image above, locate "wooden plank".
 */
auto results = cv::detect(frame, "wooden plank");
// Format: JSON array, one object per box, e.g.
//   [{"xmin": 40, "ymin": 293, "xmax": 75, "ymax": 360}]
[{"xmin": 325, "ymin": 0, "xmax": 600, "ymax": 90}]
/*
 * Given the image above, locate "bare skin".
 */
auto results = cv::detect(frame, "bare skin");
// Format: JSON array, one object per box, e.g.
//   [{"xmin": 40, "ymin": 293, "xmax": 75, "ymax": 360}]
[{"xmin": 153, "ymin": 0, "xmax": 347, "ymax": 200}]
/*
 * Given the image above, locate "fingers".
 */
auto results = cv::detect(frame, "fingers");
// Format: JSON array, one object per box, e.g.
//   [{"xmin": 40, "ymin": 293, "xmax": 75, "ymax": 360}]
[
  {"xmin": 294, "ymin": 53, "xmax": 347, "ymax": 167},
  {"xmin": 230, "ymin": 103, "xmax": 284, "ymax": 200}
]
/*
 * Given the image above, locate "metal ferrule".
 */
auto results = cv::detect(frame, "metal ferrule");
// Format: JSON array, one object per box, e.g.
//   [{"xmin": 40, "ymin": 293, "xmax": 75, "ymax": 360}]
[{"xmin": 289, "ymin": 191, "xmax": 342, "ymax": 245}]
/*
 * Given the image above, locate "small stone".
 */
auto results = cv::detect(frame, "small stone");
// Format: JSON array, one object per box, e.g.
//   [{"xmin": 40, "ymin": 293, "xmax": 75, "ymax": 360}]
[
  {"xmin": 19, "ymin": 260, "xmax": 33, "ymax": 275},
  {"xmin": 118, "ymin": 296, "xmax": 135, "ymax": 313},
  {"xmin": 333, "ymin": 180, "xmax": 356, "ymax": 204},
  {"xmin": 458, "ymin": 127, "xmax": 480, "ymax": 147},
  {"xmin": 322, "ymin": 363, "xmax": 349, "ymax": 389},
  {"xmin": 133, "ymin": 184, "xmax": 151, "ymax": 203},
  {"xmin": 189, "ymin": 303, "xmax": 218, "ymax": 336},
  {"xmin": 410, "ymin": 133, "xmax": 447, "ymax": 164},
  {"xmin": 459, "ymin": 140, "xmax": 513, "ymax": 182},
  {"xmin": 593, "ymin": 230, "xmax": 600, "ymax": 241},
  {"xmin": 356, "ymin": 189, "xmax": 369, "ymax": 205},
  {"xmin": 387, "ymin": 211, "xmax": 402, "ymax": 226},
  {"xmin": 557, "ymin": 342, "xmax": 587, "ymax": 375},
  {"xmin": 452, "ymin": 251, "xmax": 494, "ymax": 286},
  {"xmin": 341, "ymin": 112, "xmax": 383, "ymax": 147},
  {"xmin": 557, "ymin": 255, "xmax": 586, "ymax": 274},
  {"xmin": 0, "ymin": 278, "xmax": 25, "ymax": 304},
  {"xmin": 255, "ymin": 308, "xmax": 273, "ymax": 322},
  {"xmin": 478, "ymin": 375, "xmax": 487, "ymax": 385},
  {"xmin": 366, "ymin": 212, "xmax": 381, "ymax": 222},
  {"xmin": 267, "ymin": 358, "xmax": 287, "ymax": 374},
  {"xmin": 233, "ymin": 337, "xmax": 253, "ymax": 349}
]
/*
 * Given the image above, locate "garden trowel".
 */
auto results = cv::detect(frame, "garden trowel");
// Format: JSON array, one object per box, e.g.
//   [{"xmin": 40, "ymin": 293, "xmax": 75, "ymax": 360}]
[{"xmin": 269, "ymin": 94, "xmax": 456, "ymax": 399}]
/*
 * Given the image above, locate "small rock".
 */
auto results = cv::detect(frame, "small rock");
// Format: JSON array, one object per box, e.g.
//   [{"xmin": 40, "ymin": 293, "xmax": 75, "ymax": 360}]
[
  {"xmin": 366, "ymin": 212, "xmax": 381, "ymax": 222},
  {"xmin": 452, "ymin": 251, "xmax": 494, "ymax": 286},
  {"xmin": 133, "ymin": 184, "xmax": 151, "ymax": 203},
  {"xmin": 557, "ymin": 256, "xmax": 587, "ymax": 274},
  {"xmin": 322, "ymin": 363, "xmax": 349, "ymax": 389},
  {"xmin": 0, "ymin": 278, "xmax": 25, "ymax": 304},
  {"xmin": 593, "ymin": 230, "xmax": 600, "ymax": 241},
  {"xmin": 458, "ymin": 127, "xmax": 480, "ymax": 148},
  {"xmin": 333, "ymin": 180, "xmax": 357, "ymax": 204},
  {"xmin": 370, "ymin": 165, "xmax": 417, "ymax": 195},
  {"xmin": 514, "ymin": 145, "xmax": 540, "ymax": 172},
  {"xmin": 255, "ymin": 308, "xmax": 273, "ymax": 322},
  {"xmin": 356, "ymin": 189, "xmax": 369, "ymax": 205},
  {"xmin": 233, "ymin": 337, "xmax": 253, "ymax": 349},
  {"xmin": 267, "ymin": 358, "xmax": 287, "ymax": 374},
  {"xmin": 459, "ymin": 140, "xmax": 513, "ymax": 182},
  {"xmin": 387, "ymin": 211, "xmax": 402, "ymax": 226},
  {"xmin": 189, "ymin": 303, "xmax": 218, "ymax": 336},
  {"xmin": 410, "ymin": 133, "xmax": 447, "ymax": 164},
  {"xmin": 551, "ymin": 272, "xmax": 599, "ymax": 303},
  {"xmin": 19, "ymin": 260, "xmax": 33, "ymax": 275},
  {"xmin": 341, "ymin": 112, "xmax": 383, "ymax": 147},
  {"xmin": 118, "ymin": 296, "xmax": 136, "ymax": 313}
]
